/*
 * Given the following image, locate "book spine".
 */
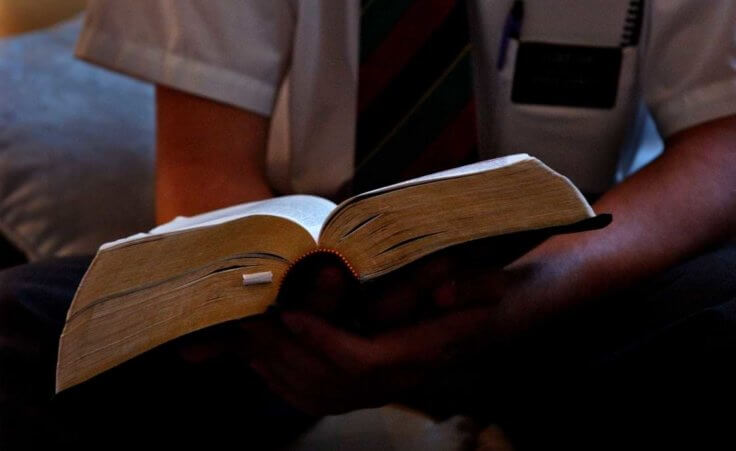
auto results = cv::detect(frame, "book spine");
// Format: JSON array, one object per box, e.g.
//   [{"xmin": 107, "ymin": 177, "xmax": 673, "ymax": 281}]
[
  {"xmin": 279, "ymin": 247, "xmax": 360, "ymax": 292},
  {"xmin": 275, "ymin": 248, "xmax": 361, "ymax": 318}
]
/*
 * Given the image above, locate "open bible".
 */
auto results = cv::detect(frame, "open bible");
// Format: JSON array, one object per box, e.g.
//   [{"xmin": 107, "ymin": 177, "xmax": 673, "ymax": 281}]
[{"xmin": 56, "ymin": 154, "xmax": 610, "ymax": 392}]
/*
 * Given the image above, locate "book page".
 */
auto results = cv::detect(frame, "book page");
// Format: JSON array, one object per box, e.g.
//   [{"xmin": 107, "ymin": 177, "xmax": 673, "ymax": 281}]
[
  {"xmin": 320, "ymin": 156, "xmax": 596, "ymax": 280},
  {"xmin": 101, "ymin": 195, "xmax": 336, "ymax": 250},
  {"xmin": 323, "ymin": 154, "xmax": 532, "ymax": 228},
  {"xmin": 361, "ymin": 154, "xmax": 531, "ymax": 197}
]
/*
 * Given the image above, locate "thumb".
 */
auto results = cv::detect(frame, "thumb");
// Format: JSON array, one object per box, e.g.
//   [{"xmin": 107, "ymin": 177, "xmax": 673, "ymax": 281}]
[
  {"xmin": 278, "ymin": 257, "xmax": 354, "ymax": 317},
  {"xmin": 304, "ymin": 264, "xmax": 352, "ymax": 316}
]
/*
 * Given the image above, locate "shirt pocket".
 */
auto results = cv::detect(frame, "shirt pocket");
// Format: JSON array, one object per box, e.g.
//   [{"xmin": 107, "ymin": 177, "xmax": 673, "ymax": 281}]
[{"xmin": 485, "ymin": 38, "xmax": 640, "ymax": 194}]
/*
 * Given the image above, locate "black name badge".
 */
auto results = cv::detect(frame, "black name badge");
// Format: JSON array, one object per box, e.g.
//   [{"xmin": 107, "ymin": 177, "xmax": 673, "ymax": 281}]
[{"xmin": 511, "ymin": 42, "xmax": 622, "ymax": 109}]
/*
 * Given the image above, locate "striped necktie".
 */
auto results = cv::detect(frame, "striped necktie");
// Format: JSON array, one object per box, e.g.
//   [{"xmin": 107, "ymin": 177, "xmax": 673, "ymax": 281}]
[{"xmin": 352, "ymin": 0, "xmax": 479, "ymax": 194}]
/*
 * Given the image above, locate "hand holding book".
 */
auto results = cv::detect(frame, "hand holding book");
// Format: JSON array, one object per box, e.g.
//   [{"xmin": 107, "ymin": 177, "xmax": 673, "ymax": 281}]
[
  {"xmin": 56, "ymin": 154, "xmax": 610, "ymax": 391},
  {"xmin": 178, "ymin": 213, "xmax": 605, "ymax": 402},
  {"xmin": 234, "ymin": 229, "xmax": 565, "ymax": 415},
  {"xmin": 242, "ymin": 251, "xmax": 541, "ymax": 416}
]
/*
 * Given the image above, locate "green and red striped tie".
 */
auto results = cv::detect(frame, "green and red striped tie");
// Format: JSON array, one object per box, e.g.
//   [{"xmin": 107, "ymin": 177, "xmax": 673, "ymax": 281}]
[{"xmin": 353, "ymin": 0, "xmax": 479, "ymax": 194}]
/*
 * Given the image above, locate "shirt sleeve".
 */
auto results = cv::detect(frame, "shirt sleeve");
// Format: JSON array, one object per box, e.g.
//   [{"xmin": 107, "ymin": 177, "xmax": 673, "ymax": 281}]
[
  {"xmin": 75, "ymin": 0, "xmax": 296, "ymax": 116},
  {"xmin": 642, "ymin": 0, "xmax": 736, "ymax": 138}
]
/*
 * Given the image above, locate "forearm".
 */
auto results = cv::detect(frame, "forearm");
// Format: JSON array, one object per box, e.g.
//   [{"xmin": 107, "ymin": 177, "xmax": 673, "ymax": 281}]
[
  {"xmin": 156, "ymin": 86, "xmax": 274, "ymax": 224},
  {"xmin": 240, "ymin": 119, "xmax": 736, "ymax": 416},
  {"xmin": 500, "ymin": 115, "xmax": 736, "ymax": 332}
]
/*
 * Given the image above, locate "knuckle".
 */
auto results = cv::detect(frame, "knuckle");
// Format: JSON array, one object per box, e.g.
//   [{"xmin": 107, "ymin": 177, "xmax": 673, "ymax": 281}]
[{"xmin": 339, "ymin": 347, "xmax": 382, "ymax": 375}]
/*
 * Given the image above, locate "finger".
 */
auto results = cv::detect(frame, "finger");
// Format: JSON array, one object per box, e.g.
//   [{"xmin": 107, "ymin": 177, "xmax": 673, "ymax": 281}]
[
  {"xmin": 252, "ymin": 356, "xmax": 363, "ymax": 416},
  {"xmin": 280, "ymin": 312, "xmax": 474, "ymax": 411},
  {"xmin": 243, "ymin": 319, "xmax": 361, "ymax": 415},
  {"xmin": 278, "ymin": 253, "xmax": 355, "ymax": 317},
  {"xmin": 373, "ymin": 307, "xmax": 497, "ymax": 367},
  {"xmin": 364, "ymin": 254, "xmax": 456, "ymax": 325},
  {"xmin": 432, "ymin": 268, "xmax": 511, "ymax": 310},
  {"xmin": 281, "ymin": 311, "xmax": 381, "ymax": 373},
  {"xmin": 237, "ymin": 316, "xmax": 279, "ymax": 357},
  {"xmin": 249, "ymin": 359, "xmax": 333, "ymax": 415},
  {"xmin": 176, "ymin": 342, "xmax": 225, "ymax": 364},
  {"xmin": 361, "ymin": 279, "xmax": 421, "ymax": 326},
  {"xmin": 282, "ymin": 307, "xmax": 494, "ymax": 372},
  {"xmin": 252, "ymin": 351, "xmax": 422, "ymax": 416},
  {"xmin": 241, "ymin": 317, "xmax": 323, "ymax": 370},
  {"xmin": 410, "ymin": 252, "xmax": 456, "ymax": 293},
  {"xmin": 175, "ymin": 322, "xmax": 241, "ymax": 363},
  {"xmin": 302, "ymin": 306, "xmax": 497, "ymax": 367},
  {"xmin": 242, "ymin": 317, "xmax": 351, "ymax": 396},
  {"xmin": 302, "ymin": 264, "xmax": 352, "ymax": 316}
]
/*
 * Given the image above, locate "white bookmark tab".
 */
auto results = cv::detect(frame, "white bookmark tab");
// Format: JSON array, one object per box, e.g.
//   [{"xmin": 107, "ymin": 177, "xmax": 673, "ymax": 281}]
[{"xmin": 242, "ymin": 271, "xmax": 273, "ymax": 286}]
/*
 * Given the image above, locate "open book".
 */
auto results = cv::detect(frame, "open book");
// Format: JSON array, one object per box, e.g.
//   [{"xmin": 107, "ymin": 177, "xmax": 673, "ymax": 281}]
[{"xmin": 56, "ymin": 154, "xmax": 609, "ymax": 392}]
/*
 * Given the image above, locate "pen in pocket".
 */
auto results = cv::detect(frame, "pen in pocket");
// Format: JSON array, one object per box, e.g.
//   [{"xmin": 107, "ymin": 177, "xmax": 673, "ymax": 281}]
[{"xmin": 497, "ymin": 0, "xmax": 524, "ymax": 70}]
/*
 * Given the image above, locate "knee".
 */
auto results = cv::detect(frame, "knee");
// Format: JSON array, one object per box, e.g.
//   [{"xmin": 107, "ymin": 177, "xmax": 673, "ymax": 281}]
[
  {"xmin": 0, "ymin": 257, "xmax": 91, "ymax": 328},
  {"xmin": 0, "ymin": 264, "xmax": 35, "ymax": 313},
  {"xmin": 0, "ymin": 265, "xmax": 50, "ymax": 341}
]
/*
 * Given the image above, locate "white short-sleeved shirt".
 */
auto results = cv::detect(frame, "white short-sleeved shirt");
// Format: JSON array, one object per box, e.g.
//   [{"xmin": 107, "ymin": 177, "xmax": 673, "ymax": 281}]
[{"xmin": 76, "ymin": 0, "xmax": 736, "ymax": 197}]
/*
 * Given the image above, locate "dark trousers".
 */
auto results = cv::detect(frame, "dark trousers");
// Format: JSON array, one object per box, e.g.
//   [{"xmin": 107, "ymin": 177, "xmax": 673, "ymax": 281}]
[
  {"xmin": 2, "ymin": 246, "xmax": 736, "ymax": 449},
  {"xmin": 440, "ymin": 243, "xmax": 736, "ymax": 450},
  {"xmin": 0, "ymin": 256, "xmax": 314, "ymax": 450}
]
